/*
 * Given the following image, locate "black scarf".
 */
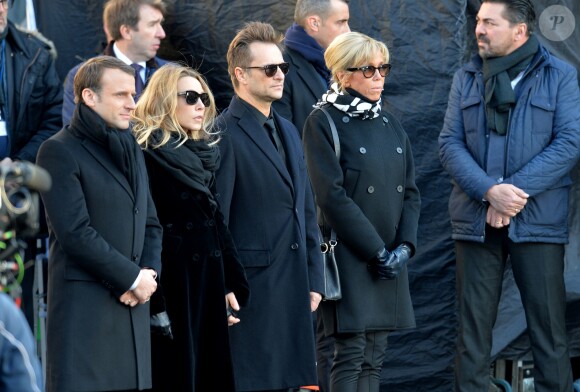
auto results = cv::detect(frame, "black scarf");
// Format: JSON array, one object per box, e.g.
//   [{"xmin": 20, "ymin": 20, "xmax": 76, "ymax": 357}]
[
  {"xmin": 284, "ymin": 23, "xmax": 331, "ymax": 87},
  {"xmin": 144, "ymin": 132, "xmax": 220, "ymax": 210},
  {"xmin": 69, "ymin": 103, "xmax": 141, "ymax": 196},
  {"xmin": 482, "ymin": 34, "xmax": 539, "ymax": 135}
]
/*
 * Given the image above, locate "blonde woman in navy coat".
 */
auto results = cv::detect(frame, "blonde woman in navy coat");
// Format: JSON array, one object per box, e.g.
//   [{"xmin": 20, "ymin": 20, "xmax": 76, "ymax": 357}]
[{"xmin": 303, "ymin": 32, "xmax": 421, "ymax": 392}]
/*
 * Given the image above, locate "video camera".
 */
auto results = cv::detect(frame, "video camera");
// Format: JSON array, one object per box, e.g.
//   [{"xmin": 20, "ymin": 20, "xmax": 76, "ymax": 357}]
[{"xmin": 0, "ymin": 161, "xmax": 51, "ymax": 292}]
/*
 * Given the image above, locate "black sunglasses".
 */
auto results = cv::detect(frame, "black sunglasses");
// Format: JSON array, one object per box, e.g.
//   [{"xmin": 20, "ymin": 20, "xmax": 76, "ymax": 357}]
[
  {"xmin": 177, "ymin": 91, "xmax": 210, "ymax": 107},
  {"xmin": 244, "ymin": 62, "xmax": 290, "ymax": 77},
  {"xmin": 347, "ymin": 64, "xmax": 392, "ymax": 78}
]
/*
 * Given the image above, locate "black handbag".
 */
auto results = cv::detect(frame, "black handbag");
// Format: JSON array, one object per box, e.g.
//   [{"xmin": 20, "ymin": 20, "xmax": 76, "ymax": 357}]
[
  {"xmin": 317, "ymin": 105, "xmax": 342, "ymax": 301},
  {"xmin": 321, "ymin": 229, "xmax": 341, "ymax": 300}
]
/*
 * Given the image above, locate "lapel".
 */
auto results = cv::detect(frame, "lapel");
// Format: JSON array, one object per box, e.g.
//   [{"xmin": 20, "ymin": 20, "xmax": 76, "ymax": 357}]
[
  {"xmin": 80, "ymin": 137, "xmax": 135, "ymax": 202},
  {"xmin": 287, "ymin": 47, "xmax": 327, "ymax": 103},
  {"xmin": 229, "ymin": 96, "xmax": 294, "ymax": 192},
  {"xmin": 273, "ymin": 110, "xmax": 301, "ymax": 194}
]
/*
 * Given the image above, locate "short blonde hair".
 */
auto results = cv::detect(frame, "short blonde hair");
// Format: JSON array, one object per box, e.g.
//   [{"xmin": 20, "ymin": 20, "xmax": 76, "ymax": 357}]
[
  {"xmin": 131, "ymin": 63, "xmax": 218, "ymax": 149},
  {"xmin": 324, "ymin": 32, "xmax": 390, "ymax": 91}
]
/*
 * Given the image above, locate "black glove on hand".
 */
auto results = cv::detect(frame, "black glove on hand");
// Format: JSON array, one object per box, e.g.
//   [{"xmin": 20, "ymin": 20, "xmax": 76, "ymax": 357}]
[
  {"xmin": 382, "ymin": 243, "xmax": 412, "ymax": 279},
  {"xmin": 368, "ymin": 244, "xmax": 413, "ymax": 280},
  {"xmin": 367, "ymin": 247, "xmax": 390, "ymax": 279}
]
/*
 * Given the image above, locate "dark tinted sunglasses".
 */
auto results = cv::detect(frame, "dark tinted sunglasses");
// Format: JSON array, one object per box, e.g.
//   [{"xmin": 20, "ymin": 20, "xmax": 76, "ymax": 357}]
[
  {"xmin": 347, "ymin": 64, "xmax": 392, "ymax": 78},
  {"xmin": 177, "ymin": 91, "xmax": 210, "ymax": 107},
  {"xmin": 244, "ymin": 62, "xmax": 290, "ymax": 77}
]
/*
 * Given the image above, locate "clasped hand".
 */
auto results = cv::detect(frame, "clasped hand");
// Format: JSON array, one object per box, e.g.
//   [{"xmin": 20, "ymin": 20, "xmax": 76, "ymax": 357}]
[{"xmin": 368, "ymin": 243, "xmax": 413, "ymax": 280}]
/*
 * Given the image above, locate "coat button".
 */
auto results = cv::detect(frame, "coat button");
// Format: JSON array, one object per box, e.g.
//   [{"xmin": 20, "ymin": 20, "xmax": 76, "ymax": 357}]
[
  {"xmin": 186, "ymin": 222, "xmax": 193, "ymax": 230},
  {"xmin": 367, "ymin": 186, "xmax": 375, "ymax": 193},
  {"xmin": 397, "ymin": 185, "xmax": 403, "ymax": 193},
  {"xmin": 192, "ymin": 254, "xmax": 200, "ymax": 261},
  {"xmin": 180, "ymin": 192, "xmax": 189, "ymax": 200},
  {"xmin": 382, "ymin": 116, "xmax": 388, "ymax": 123},
  {"xmin": 290, "ymin": 243, "xmax": 299, "ymax": 250},
  {"xmin": 396, "ymin": 147, "xmax": 403, "ymax": 154},
  {"xmin": 359, "ymin": 147, "xmax": 366, "ymax": 154},
  {"xmin": 132, "ymin": 255, "xmax": 138, "ymax": 261},
  {"xmin": 207, "ymin": 219, "xmax": 215, "ymax": 227},
  {"xmin": 214, "ymin": 250, "xmax": 222, "ymax": 258},
  {"xmin": 342, "ymin": 116, "xmax": 350, "ymax": 123},
  {"xmin": 134, "ymin": 207, "xmax": 139, "ymax": 214}
]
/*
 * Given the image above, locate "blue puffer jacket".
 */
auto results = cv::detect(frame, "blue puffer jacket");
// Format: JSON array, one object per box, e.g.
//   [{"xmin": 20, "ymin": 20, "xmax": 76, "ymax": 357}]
[
  {"xmin": 0, "ymin": 293, "xmax": 43, "ymax": 392},
  {"xmin": 439, "ymin": 44, "xmax": 580, "ymax": 244}
]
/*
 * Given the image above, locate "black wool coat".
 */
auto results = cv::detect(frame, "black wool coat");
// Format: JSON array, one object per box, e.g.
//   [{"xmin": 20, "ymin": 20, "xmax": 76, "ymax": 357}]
[
  {"xmin": 143, "ymin": 149, "xmax": 250, "ymax": 392},
  {"xmin": 215, "ymin": 96, "xmax": 324, "ymax": 391},
  {"xmin": 272, "ymin": 46, "xmax": 328, "ymax": 136},
  {"xmin": 303, "ymin": 105, "xmax": 421, "ymax": 335},
  {"xmin": 37, "ymin": 123, "xmax": 162, "ymax": 392}
]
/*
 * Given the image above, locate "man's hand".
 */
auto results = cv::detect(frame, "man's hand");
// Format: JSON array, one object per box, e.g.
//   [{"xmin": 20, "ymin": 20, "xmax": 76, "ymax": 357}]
[
  {"xmin": 226, "ymin": 292, "xmax": 241, "ymax": 326},
  {"xmin": 132, "ymin": 269, "xmax": 157, "ymax": 304},
  {"xmin": 310, "ymin": 291, "xmax": 322, "ymax": 312},
  {"xmin": 486, "ymin": 205, "xmax": 511, "ymax": 228},
  {"xmin": 484, "ymin": 184, "xmax": 528, "ymax": 217},
  {"xmin": 119, "ymin": 290, "xmax": 139, "ymax": 307}
]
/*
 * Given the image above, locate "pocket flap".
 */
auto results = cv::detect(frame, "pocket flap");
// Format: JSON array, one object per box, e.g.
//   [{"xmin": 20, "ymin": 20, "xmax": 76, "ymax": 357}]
[
  {"xmin": 530, "ymin": 95, "xmax": 555, "ymax": 112},
  {"xmin": 460, "ymin": 96, "xmax": 480, "ymax": 109}
]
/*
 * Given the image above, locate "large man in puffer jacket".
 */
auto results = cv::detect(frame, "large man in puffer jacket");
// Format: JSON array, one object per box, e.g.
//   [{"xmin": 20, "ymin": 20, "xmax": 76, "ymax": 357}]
[{"xmin": 438, "ymin": 0, "xmax": 580, "ymax": 391}]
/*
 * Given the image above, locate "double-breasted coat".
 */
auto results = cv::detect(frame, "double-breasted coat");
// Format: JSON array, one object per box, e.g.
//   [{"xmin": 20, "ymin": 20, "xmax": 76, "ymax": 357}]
[
  {"xmin": 37, "ymin": 120, "xmax": 162, "ymax": 392},
  {"xmin": 303, "ymin": 105, "xmax": 421, "ymax": 335},
  {"xmin": 215, "ymin": 96, "xmax": 324, "ymax": 391},
  {"xmin": 143, "ymin": 150, "xmax": 250, "ymax": 392}
]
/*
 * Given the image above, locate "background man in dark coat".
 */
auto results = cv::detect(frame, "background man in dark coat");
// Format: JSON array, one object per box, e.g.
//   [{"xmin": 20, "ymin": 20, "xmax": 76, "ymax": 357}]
[
  {"xmin": 61, "ymin": 0, "xmax": 167, "ymax": 125},
  {"xmin": 439, "ymin": 0, "xmax": 580, "ymax": 390},
  {"xmin": 0, "ymin": 0, "xmax": 62, "ymax": 163},
  {"xmin": 0, "ymin": 0, "xmax": 63, "ymax": 332},
  {"xmin": 215, "ymin": 21, "xmax": 324, "ymax": 392},
  {"xmin": 272, "ymin": 0, "xmax": 350, "ymax": 135},
  {"xmin": 273, "ymin": 2, "xmax": 350, "ymax": 390},
  {"xmin": 37, "ymin": 56, "xmax": 162, "ymax": 392}
]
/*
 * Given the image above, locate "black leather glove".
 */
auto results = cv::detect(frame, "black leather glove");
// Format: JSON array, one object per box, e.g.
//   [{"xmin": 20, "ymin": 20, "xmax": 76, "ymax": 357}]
[
  {"xmin": 368, "ymin": 243, "xmax": 413, "ymax": 280},
  {"xmin": 367, "ymin": 247, "xmax": 390, "ymax": 279},
  {"xmin": 151, "ymin": 311, "xmax": 173, "ymax": 340},
  {"xmin": 382, "ymin": 243, "xmax": 413, "ymax": 279}
]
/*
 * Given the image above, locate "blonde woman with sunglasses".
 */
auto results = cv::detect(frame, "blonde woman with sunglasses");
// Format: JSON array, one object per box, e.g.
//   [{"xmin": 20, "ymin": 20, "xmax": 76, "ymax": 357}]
[{"xmin": 132, "ymin": 63, "xmax": 250, "ymax": 392}]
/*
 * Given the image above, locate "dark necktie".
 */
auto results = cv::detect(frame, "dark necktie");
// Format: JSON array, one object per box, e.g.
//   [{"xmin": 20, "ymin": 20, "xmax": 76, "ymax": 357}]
[
  {"xmin": 264, "ymin": 117, "xmax": 286, "ymax": 165},
  {"xmin": 131, "ymin": 63, "xmax": 145, "ymax": 97}
]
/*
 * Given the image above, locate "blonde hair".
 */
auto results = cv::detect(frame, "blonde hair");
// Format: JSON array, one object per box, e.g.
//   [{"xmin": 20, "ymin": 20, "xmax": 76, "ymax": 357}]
[
  {"xmin": 132, "ymin": 63, "xmax": 218, "ymax": 149},
  {"xmin": 324, "ymin": 31, "xmax": 390, "ymax": 92}
]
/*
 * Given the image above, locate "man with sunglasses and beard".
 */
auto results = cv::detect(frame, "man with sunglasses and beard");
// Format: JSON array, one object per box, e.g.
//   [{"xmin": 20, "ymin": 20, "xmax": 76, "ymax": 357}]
[
  {"xmin": 439, "ymin": 0, "xmax": 580, "ymax": 391},
  {"xmin": 215, "ymin": 21, "xmax": 324, "ymax": 392}
]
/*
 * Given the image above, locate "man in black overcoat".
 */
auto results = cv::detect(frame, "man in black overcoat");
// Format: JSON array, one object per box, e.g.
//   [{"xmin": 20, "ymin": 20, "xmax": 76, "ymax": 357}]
[
  {"xmin": 273, "ymin": 0, "xmax": 350, "ymax": 136},
  {"xmin": 37, "ymin": 56, "xmax": 162, "ymax": 392},
  {"xmin": 215, "ymin": 22, "xmax": 324, "ymax": 392}
]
